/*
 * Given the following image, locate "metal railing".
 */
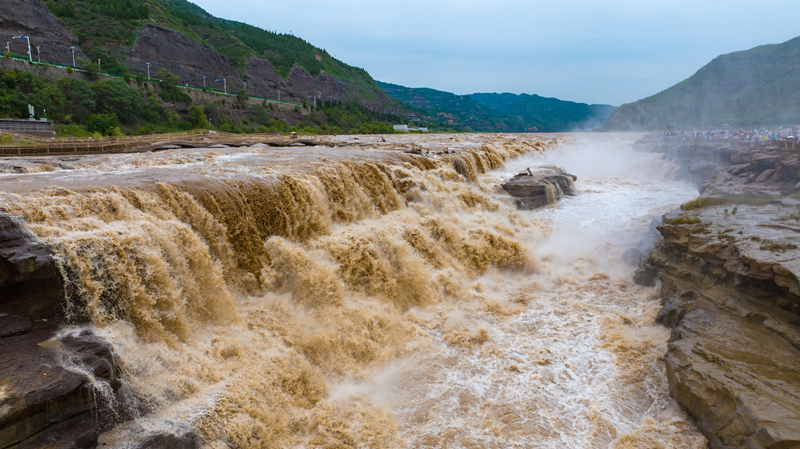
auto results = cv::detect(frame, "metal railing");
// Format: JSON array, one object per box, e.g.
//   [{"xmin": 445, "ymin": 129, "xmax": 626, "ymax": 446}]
[
  {"xmin": 1, "ymin": 54, "xmax": 304, "ymax": 106},
  {"xmin": 0, "ymin": 129, "xmax": 324, "ymax": 156}
]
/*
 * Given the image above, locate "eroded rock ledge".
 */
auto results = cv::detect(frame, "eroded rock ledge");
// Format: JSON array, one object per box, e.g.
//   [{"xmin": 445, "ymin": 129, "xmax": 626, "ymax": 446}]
[
  {"xmin": 636, "ymin": 139, "xmax": 800, "ymax": 448},
  {"xmin": 0, "ymin": 212, "xmax": 124, "ymax": 449}
]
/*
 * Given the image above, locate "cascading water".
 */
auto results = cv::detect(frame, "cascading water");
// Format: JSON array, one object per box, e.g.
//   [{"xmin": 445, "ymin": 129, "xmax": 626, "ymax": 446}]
[{"xmin": 0, "ymin": 134, "xmax": 706, "ymax": 448}]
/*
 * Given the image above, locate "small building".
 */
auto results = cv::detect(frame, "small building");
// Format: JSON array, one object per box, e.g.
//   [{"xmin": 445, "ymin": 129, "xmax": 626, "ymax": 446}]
[
  {"xmin": 0, "ymin": 119, "xmax": 56, "ymax": 138},
  {"xmin": 394, "ymin": 125, "xmax": 409, "ymax": 132}
]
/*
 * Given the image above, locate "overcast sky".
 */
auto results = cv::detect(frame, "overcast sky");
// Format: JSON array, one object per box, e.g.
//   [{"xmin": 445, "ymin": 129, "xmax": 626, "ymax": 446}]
[{"xmin": 191, "ymin": 0, "xmax": 800, "ymax": 106}]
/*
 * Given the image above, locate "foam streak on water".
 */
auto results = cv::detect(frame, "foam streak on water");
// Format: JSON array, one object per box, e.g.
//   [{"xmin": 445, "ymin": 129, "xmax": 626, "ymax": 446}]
[
  {"xmin": 377, "ymin": 135, "xmax": 707, "ymax": 448},
  {"xmin": 0, "ymin": 134, "xmax": 707, "ymax": 447}
]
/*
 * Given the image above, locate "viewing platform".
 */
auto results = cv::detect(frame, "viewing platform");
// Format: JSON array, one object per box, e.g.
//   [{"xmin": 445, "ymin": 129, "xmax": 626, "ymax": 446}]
[{"xmin": 0, "ymin": 129, "xmax": 328, "ymax": 156}]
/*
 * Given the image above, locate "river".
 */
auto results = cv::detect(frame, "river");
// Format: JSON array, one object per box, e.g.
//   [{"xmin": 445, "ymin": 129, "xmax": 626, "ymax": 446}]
[{"xmin": 0, "ymin": 134, "xmax": 707, "ymax": 448}]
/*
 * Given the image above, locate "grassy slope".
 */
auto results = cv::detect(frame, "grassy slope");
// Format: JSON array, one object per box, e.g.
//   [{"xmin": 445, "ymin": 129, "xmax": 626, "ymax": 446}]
[
  {"xmin": 469, "ymin": 93, "xmax": 617, "ymax": 132},
  {"xmin": 603, "ymin": 36, "xmax": 800, "ymax": 130},
  {"xmin": 377, "ymin": 81, "xmax": 534, "ymax": 132},
  {"xmin": 46, "ymin": 0, "xmax": 382, "ymax": 94}
]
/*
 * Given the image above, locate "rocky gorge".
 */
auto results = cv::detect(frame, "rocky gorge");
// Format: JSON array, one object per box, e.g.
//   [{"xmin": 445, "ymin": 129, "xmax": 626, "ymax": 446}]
[
  {"xmin": 635, "ymin": 138, "xmax": 800, "ymax": 448},
  {"xmin": 4, "ymin": 132, "xmax": 799, "ymax": 448}
]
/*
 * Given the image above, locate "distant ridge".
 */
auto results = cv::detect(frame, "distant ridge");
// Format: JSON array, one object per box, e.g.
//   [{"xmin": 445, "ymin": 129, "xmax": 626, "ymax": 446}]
[
  {"xmin": 603, "ymin": 36, "xmax": 800, "ymax": 130},
  {"xmin": 470, "ymin": 93, "xmax": 617, "ymax": 132},
  {"xmin": 376, "ymin": 82, "xmax": 534, "ymax": 132},
  {"xmin": 378, "ymin": 82, "xmax": 616, "ymax": 132}
]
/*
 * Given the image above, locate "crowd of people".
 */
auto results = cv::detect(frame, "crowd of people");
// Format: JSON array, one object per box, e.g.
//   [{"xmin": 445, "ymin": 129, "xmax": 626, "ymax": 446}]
[{"xmin": 646, "ymin": 127, "xmax": 800, "ymax": 145}]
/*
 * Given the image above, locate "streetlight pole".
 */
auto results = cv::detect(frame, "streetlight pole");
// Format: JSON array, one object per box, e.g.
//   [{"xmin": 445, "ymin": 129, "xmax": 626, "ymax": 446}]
[
  {"xmin": 36, "ymin": 46, "xmax": 40, "ymax": 62},
  {"xmin": 5, "ymin": 42, "xmax": 9, "ymax": 53},
  {"xmin": 277, "ymin": 89, "xmax": 281, "ymax": 101},
  {"xmin": 202, "ymin": 74, "xmax": 206, "ymax": 89},
  {"xmin": 146, "ymin": 62, "xmax": 151, "ymax": 80},
  {"xmin": 70, "ymin": 46, "xmax": 76, "ymax": 67},
  {"xmin": 243, "ymin": 82, "xmax": 247, "ymax": 93},
  {"xmin": 216, "ymin": 78, "xmax": 226, "ymax": 94},
  {"xmin": 97, "ymin": 59, "xmax": 100, "ymax": 71},
  {"xmin": 12, "ymin": 36, "xmax": 32, "ymax": 61}
]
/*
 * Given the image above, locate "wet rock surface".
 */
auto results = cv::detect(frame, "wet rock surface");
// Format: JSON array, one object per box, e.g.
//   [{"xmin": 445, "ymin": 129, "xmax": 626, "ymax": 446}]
[
  {"xmin": 501, "ymin": 165, "xmax": 577, "ymax": 209},
  {"xmin": 0, "ymin": 213, "xmax": 122, "ymax": 449},
  {"xmin": 637, "ymin": 139, "xmax": 800, "ymax": 448}
]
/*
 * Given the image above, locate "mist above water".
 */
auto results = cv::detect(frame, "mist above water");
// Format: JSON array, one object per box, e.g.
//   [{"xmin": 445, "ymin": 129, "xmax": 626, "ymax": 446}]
[
  {"xmin": 372, "ymin": 134, "xmax": 705, "ymax": 447},
  {"xmin": 0, "ymin": 134, "xmax": 705, "ymax": 447}
]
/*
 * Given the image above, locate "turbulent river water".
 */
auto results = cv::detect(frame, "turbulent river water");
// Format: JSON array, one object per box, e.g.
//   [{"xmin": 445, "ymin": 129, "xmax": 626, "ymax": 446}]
[{"xmin": 0, "ymin": 134, "xmax": 708, "ymax": 448}]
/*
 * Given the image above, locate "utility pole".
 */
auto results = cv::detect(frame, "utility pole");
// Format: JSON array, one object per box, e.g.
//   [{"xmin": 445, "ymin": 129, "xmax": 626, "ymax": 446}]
[
  {"xmin": 97, "ymin": 59, "xmax": 101, "ymax": 71},
  {"xmin": 70, "ymin": 46, "xmax": 76, "ymax": 67},
  {"xmin": 202, "ymin": 74, "xmax": 206, "ymax": 88},
  {"xmin": 5, "ymin": 42, "xmax": 9, "ymax": 53},
  {"xmin": 12, "ymin": 36, "xmax": 32, "ymax": 61},
  {"xmin": 36, "ymin": 46, "xmax": 40, "ymax": 62},
  {"xmin": 146, "ymin": 62, "xmax": 151, "ymax": 80},
  {"xmin": 277, "ymin": 89, "xmax": 281, "ymax": 101}
]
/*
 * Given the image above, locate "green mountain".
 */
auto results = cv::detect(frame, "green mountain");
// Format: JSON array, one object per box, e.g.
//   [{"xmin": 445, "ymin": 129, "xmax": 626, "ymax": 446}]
[
  {"xmin": 36, "ymin": 0, "xmax": 396, "ymax": 107},
  {"xmin": 377, "ymin": 81, "xmax": 534, "ymax": 132},
  {"xmin": 470, "ymin": 93, "xmax": 617, "ymax": 132},
  {"xmin": 378, "ymin": 81, "xmax": 616, "ymax": 132},
  {"xmin": 603, "ymin": 36, "xmax": 800, "ymax": 130}
]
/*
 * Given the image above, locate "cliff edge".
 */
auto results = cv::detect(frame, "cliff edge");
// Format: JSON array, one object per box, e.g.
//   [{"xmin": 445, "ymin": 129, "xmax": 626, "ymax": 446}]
[{"xmin": 636, "ymin": 139, "xmax": 800, "ymax": 448}]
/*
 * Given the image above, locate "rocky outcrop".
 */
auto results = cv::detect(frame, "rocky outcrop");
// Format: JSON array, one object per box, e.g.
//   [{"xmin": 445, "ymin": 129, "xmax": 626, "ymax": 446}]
[
  {"xmin": 127, "ymin": 24, "xmax": 242, "ymax": 90},
  {"xmin": 125, "ymin": 24, "xmax": 398, "ymax": 111},
  {"xmin": 1, "ymin": 212, "xmax": 123, "ymax": 449},
  {"xmin": 0, "ymin": 211, "xmax": 62, "ymax": 321},
  {"xmin": 501, "ymin": 166, "xmax": 576, "ymax": 209},
  {"xmin": 638, "ymin": 140, "xmax": 800, "ymax": 448},
  {"xmin": 1, "ymin": 2, "xmax": 400, "ymax": 112},
  {"xmin": 1, "ymin": 330, "xmax": 124, "ymax": 449},
  {"xmin": 0, "ymin": 0, "xmax": 87, "ymax": 66}
]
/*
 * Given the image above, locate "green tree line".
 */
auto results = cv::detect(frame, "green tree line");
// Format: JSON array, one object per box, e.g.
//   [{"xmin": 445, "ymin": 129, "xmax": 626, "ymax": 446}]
[{"xmin": 0, "ymin": 69, "xmax": 405, "ymax": 137}]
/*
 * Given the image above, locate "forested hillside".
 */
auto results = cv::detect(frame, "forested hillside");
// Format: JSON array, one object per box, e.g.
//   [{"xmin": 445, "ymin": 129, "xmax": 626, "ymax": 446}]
[
  {"xmin": 379, "ymin": 81, "xmax": 616, "ymax": 132},
  {"xmin": 377, "ymin": 82, "xmax": 534, "ymax": 132},
  {"xmin": 470, "ymin": 93, "xmax": 616, "ymax": 132},
  {"xmin": 33, "ymin": 0, "xmax": 394, "ymax": 107},
  {"xmin": 603, "ymin": 36, "xmax": 800, "ymax": 130}
]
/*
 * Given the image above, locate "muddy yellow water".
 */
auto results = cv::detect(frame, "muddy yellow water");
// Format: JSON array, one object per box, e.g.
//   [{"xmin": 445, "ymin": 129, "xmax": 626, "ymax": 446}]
[{"xmin": 0, "ymin": 134, "xmax": 707, "ymax": 448}]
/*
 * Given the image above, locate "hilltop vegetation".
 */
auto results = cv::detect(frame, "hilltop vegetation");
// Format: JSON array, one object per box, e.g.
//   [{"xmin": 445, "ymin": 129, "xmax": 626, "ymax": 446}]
[
  {"xmin": 470, "ymin": 93, "xmax": 616, "ymax": 132},
  {"xmin": 378, "ymin": 81, "xmax": 616, "ymax": 132},
  {"xmin": 377, "ymin": 82, "xmax": 533, "ymax": 132},
  {"xmin": 0, "ymin": 67, "xmax": 403, "ymax": 136},
  {"xmin": 603, "ymin": 36, "xmax": 800, "ymax": 130},
  {"xmin": 43, "ymin": 0, "xmax": 382, "ymax": 93}
]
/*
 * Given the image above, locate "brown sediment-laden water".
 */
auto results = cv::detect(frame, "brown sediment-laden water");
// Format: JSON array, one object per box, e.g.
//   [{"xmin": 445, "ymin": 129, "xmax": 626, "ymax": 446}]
[{"xmin": 0, "ymin": 134, "xmax": 708, "ymax": 447}]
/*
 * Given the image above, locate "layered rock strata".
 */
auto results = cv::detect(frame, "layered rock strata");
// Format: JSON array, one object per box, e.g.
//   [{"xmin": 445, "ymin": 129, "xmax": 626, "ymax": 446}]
[
  {"xmin": 0, "ymin": 212, "xmax": 122, "ymax": 449},
  {"xmin": 636, "ymin": 139, "xmax": 800, "ymax": 448}
]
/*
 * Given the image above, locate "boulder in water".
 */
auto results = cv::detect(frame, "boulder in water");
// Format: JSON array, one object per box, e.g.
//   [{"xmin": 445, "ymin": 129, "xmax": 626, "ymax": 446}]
[{"xmin": 501, "ymin": 166, "xmax": 577, "ymax": 209}]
